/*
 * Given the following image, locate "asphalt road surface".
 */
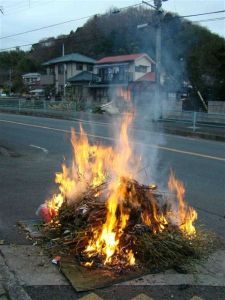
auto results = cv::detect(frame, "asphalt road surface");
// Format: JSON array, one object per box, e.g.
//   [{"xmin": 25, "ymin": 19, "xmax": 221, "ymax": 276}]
[{"xmin": 0, "ymin": 112, "xmax": 225, "ymax": 299}]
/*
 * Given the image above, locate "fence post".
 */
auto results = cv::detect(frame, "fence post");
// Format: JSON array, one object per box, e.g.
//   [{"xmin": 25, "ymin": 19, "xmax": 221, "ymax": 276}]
[
  {"xmin": 18, "ymin": 99, "xmax": 21, "ymax": 112},
  {"xmin": 193, "ymin": 111, "xmax": 197, "ymax": 132},
  {"xmin": 43, "ymin": 100, "xmax": 46, "ymax": 111}
]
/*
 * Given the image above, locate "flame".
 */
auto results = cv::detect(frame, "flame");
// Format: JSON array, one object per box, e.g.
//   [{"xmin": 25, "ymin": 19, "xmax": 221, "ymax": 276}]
[
  {"xmin": 84, "ymin": 114, "xmax": 136, "ymax": 265},
  {"xmin": 117, "ymin": 87, "xmax": 131, "ymax": 102},
  {"xmin": 168, "ymin": 171, "xmax": 197, "ymax": 235},
  {"xmin": 46, "ymin": 127, "xmax": 113, "ymax": 213},
  {"xmin": 43, "ymin": 113, "xmax": 198, "ymax": 268}
]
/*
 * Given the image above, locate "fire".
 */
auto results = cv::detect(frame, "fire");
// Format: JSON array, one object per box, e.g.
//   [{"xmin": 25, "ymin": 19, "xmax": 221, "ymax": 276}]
[
  {"xmin": 84, "ymin": 114, "xmax": 136, "ymax": 265},
  {"xmin": 46, "ymin": 126, "xmax": 113, "ymax": 211},
  {"xmin": 41, "ymin": 113, "xmax": 198, "ymax": 268},
  {"xmin": 168, "ymin": 171, "xmax": 197, "ymax": 235},
  {"xmin": 117, "ymin": 87, "xmax": 131, "ymax": 102}
]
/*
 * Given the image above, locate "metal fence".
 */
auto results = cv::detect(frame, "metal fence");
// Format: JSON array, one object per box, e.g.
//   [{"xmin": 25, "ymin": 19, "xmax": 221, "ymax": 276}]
[
  {"xmin": 0, "ymin": 98, "xmax": 97, "ymax": 113},
  {"xmin": 161, "ymin": 109, "xmax": 225, "ymax": 129},
  {"xmin": 0, "ymin": 99, "xmax": 225, "ymax": 132}
]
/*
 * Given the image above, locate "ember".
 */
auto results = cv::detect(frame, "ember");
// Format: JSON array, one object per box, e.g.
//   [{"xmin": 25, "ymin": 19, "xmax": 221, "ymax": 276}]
[{"xmin": 36, "ymin": 113, "xmax": 212, "ymax": 272}]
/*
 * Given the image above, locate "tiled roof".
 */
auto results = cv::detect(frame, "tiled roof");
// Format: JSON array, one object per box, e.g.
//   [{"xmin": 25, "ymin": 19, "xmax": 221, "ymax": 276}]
[
  {"xmin": 136, "ymin": 72, "xmax": 156, "ymax": 82},
  {"xmin": 67, "ymin": 71, "xmax": 96, "ymax": 82},
  {"xmin": 43, "ymin": 53, "xmax": 95, "ymax": 66},
  {"xmin": 96, "ymin": 53, "xmax": 154, "ymax": 64}
]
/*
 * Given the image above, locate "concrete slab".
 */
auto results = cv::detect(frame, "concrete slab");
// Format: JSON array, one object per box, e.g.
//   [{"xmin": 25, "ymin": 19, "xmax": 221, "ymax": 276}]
[
  {"xmin": 117, "ymin": 273, "xmax": 225, "ymax": 287},
  {"xmin": 17, "ymin": 220, "xmax": 43, "ymax": 239},
  {"xmin": 118, "ymin": 250, "xmax": 225, "ymax": 287},
  {"xmin": 1, "ymin": 243, "xmax": 225, "ymax": 292},
  {"xmin": 0, "ymin": 245, "xmax": 69, "ymax": 286}
]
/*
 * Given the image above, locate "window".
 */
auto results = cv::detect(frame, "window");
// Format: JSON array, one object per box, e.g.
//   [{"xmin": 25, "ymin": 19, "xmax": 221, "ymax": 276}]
[
  {"xmin": 87, "ymin": 65, "xmax": 93, "ymax": 72},
  {"xmin": 135, "ymin": 65, "xmax": 148, "ymax": 73},
  {"xmin": 76, "ymin": 63, "xmax": 83, "ymax": 71},
  {"xmin": 48, "ymin": 67, "xmax": 54, "ymax": 75},
  {"xmin": 58, "ymin": 64, "xmax": 64, "ymax": 74}
]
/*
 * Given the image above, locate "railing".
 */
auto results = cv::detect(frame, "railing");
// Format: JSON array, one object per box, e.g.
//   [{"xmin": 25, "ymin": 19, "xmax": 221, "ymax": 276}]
[
  {"xmin": 0, "ymin": 98, "xmax": 97, "ymax": 113},
  {"xmin": 92, "ymin": 72, "xmax": 133, "ymax": 84},
  {"xmin": 161, "ymin": 110, "xmax": 225, "ymax": 131},
  {"xmin": 0, "ymin": 99, "xmax": 225, "ymax": 131}
]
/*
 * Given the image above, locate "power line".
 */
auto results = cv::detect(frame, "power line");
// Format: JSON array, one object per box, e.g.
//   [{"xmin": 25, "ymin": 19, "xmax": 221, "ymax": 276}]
[
  {"xmin": 1, "ymin": 13, "xmax": 224, "ymax": 53},
  {"xmin": 1, "ymin": 7, "xmax": 224, "ymax": 52},
  {"xmin": 193, "ymin": 16, "xmax": 225, "ymax": 23},
  {"xmin": 0, "ymin": 2, "xmax": 142, "ymax": 40},
  {"xmin": 4, "ymin": 0, "xmax": 56, "ymax": 16},
  {"xmin": 0, "ymin": 15, "xmax": 95, "ymax": 40},
  {"xmin": 0, "ymin": 7, "xmax": 224, "ymax": 40},
  {"xmin": 180, "ymin": 10, "xmax": 225, "ymax": 18}
]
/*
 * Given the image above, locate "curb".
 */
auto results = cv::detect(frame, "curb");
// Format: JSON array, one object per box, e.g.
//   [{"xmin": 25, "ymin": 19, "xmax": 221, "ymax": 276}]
[
  {"xmin": 0, "ymin": 250, "xmax": 31, "ymax": 300},
  {"xmin": 162, "ymin": 128, "xmax": 225, "ymax": 142},
  {"xmin": 0, "ymin": 108, "xmax": 224, "ymax": 142}
]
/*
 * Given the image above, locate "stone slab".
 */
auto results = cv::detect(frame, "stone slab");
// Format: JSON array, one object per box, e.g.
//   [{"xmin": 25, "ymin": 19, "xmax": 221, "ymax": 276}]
[
  {"xmin": 118, "ymin": 250, "xmax": 225, "ymax": 287},
  {"xmin": 0, "ymin": 245, "xmax": 69, "ymax": 286},
  {"xmin": 17, "ymin": 220, "xmax": 43, "ymax": 239},
  {"xmin": 17, "ymin": 220, "xmax": 225, "ymax": 291},
  {"xmin": 60, "ymin": 256, "xmax": 147, "ymax": 292}
]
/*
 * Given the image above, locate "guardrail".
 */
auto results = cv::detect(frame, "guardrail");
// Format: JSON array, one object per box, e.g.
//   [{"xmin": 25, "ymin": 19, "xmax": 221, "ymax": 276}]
[
  {"xmin": 0, "ymin": 99, "xmax": 225, "ymax": 132},
  {"xmin": 0, "ymin": 99, "xmax": 92, "ymax": 112},
  {"xmin": 161, "ymin": 110, "xmax": 225, "ymax": 130}
]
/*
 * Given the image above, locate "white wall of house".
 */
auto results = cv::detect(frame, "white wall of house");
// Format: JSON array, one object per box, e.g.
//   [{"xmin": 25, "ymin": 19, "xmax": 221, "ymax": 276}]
[
  {"xmin": 133, "ymin": 56, "xmax": 152, "ymax": 81},
  {"xmin": 66, "ymin": 62, "xmax": 90, "ymax": 79},
  {"xmin": 50, "ymin": 62, "xmax": 93, "ymax": 94}
]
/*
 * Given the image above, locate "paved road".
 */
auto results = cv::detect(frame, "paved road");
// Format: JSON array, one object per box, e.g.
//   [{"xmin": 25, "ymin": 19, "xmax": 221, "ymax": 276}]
[
  {"xmin": 0, "ymin": 112, "xmax": 224, "ymax": 299},
  {"xmin": 0, "ymin": 112, "xmax": 224, "ymax": 241}
]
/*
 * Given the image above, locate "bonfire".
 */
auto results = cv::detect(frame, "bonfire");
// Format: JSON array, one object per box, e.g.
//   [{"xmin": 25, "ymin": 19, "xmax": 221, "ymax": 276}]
[{"xmin": 37, "ymin": 113, "xmax": 215, "ymax": 272}]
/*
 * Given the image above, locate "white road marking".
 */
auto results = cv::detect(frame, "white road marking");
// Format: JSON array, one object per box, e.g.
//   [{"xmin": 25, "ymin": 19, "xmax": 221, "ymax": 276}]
[
  {"xmin": 29, "ymin": 144, "xmax": 48, "ymax": 153},
  {"xmin": 0, "ymin": 118, "xmax": 225, "ymax": 162}
]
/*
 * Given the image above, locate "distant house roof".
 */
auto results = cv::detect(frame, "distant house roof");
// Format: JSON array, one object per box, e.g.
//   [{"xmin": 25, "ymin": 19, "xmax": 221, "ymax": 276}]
[
  {"xmin": 22, "ymin": 73, "xmax": 40, "ymax": 78},
  {"xmin": 67, "ymin": 71, "xmax": 97, "ymax": 82},
  {"xmin": 43, "ymin": 53, "xmax": 96, "ymax": 66},
  {"xmin": 96, "ymin": 53, "xmax": 155, "ymax": 65},
  {"xmin": 136, "ymin": 72, "xmax": 156, "ymax": 82}
]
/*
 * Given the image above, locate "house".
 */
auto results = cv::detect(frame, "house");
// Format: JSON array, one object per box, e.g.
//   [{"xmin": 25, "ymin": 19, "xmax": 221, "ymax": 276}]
[
  {"xmin": 22, "ymin": 72, "xmax": 54, "ymax": 96},
  {"xmin": 67, "ymin": 53, "xmax": 156, "ymax": 110},
  {"xmin": 67, "ymin": 71, "xmax": 98, "ymax": 108},
  {"xmin": 22, "ymin": 73, "xmax": 41, "ymax": 87},
  {"xmin": 43, "ymin": 53, "xmax": 96, "ymax": 96}
]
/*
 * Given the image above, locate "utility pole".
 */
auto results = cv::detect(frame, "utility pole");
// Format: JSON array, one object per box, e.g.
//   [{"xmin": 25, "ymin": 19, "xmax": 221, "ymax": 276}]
[
  {"xmin": 9, "ymin": 68, "xmax": 12, "ymax": 95},
  {"xmin": 155, "ymin": 2, "xmax": 162, "ymax": 115},
  {"xmin": 139, "ymin": 0, "xmax": 168, "ymax": 119},
  {"xmin": 0, "ymin": 6, "xmax": 4, "ymax": 58},
  {"xmin": 62, "ymin": 43, "xmax": 66, "ymax": 100}
]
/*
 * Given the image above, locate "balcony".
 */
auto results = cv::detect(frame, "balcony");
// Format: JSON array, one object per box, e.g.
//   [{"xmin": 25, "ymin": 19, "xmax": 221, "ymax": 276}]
[{"xmin": 92, "ymin": 72, "xmax": 134, "ymax": 85}]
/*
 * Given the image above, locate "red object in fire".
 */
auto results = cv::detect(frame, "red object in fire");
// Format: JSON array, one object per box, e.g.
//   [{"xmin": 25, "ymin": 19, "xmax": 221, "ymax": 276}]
[
  {"xmin": 52, "ymin": 256, "xmax": 61, "ymax": 265},
  {"xmin": 36, "ymin": 204, "xmax": 56, "ymax": 223}
]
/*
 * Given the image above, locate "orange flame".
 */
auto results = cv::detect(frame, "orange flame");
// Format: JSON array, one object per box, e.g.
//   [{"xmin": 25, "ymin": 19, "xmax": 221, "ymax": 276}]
[
  {"xmin": 84, "ymin": 114, "xmax": 136, "ymax": 265},
  {"xmin": 44, "ymin": 114, "xmax": 197, "ymax": 268},
  {"xmin": 168, "ymin": 171, "xmax": 197, "ymax": 235},
  {"xmin": 117, "ymin": 87, "xmax": 131, "ymax": 102}
]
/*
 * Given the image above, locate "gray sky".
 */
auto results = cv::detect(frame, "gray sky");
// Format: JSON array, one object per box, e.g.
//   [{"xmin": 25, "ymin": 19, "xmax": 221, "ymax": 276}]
[{"xmin": 0, "ymin": 0, "xmax": 224, "ymax": 52}]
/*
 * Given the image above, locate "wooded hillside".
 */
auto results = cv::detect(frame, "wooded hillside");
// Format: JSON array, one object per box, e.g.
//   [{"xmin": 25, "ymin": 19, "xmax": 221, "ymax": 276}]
[{"xmin": 0, "ymin": 6, "xmax": 224, "ymax": 100}]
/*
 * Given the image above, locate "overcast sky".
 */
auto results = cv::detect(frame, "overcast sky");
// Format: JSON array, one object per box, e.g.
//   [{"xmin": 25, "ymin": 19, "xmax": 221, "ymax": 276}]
[{"xmin": 0, "ymin": 0, "xmax": 224, "ymax": 52}]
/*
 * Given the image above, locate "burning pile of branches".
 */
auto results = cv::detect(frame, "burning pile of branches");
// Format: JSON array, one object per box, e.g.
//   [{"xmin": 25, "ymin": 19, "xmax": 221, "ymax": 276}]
[{"xmin": 37, "ymin": 114, "xmax": 216, "ymax": 272}]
